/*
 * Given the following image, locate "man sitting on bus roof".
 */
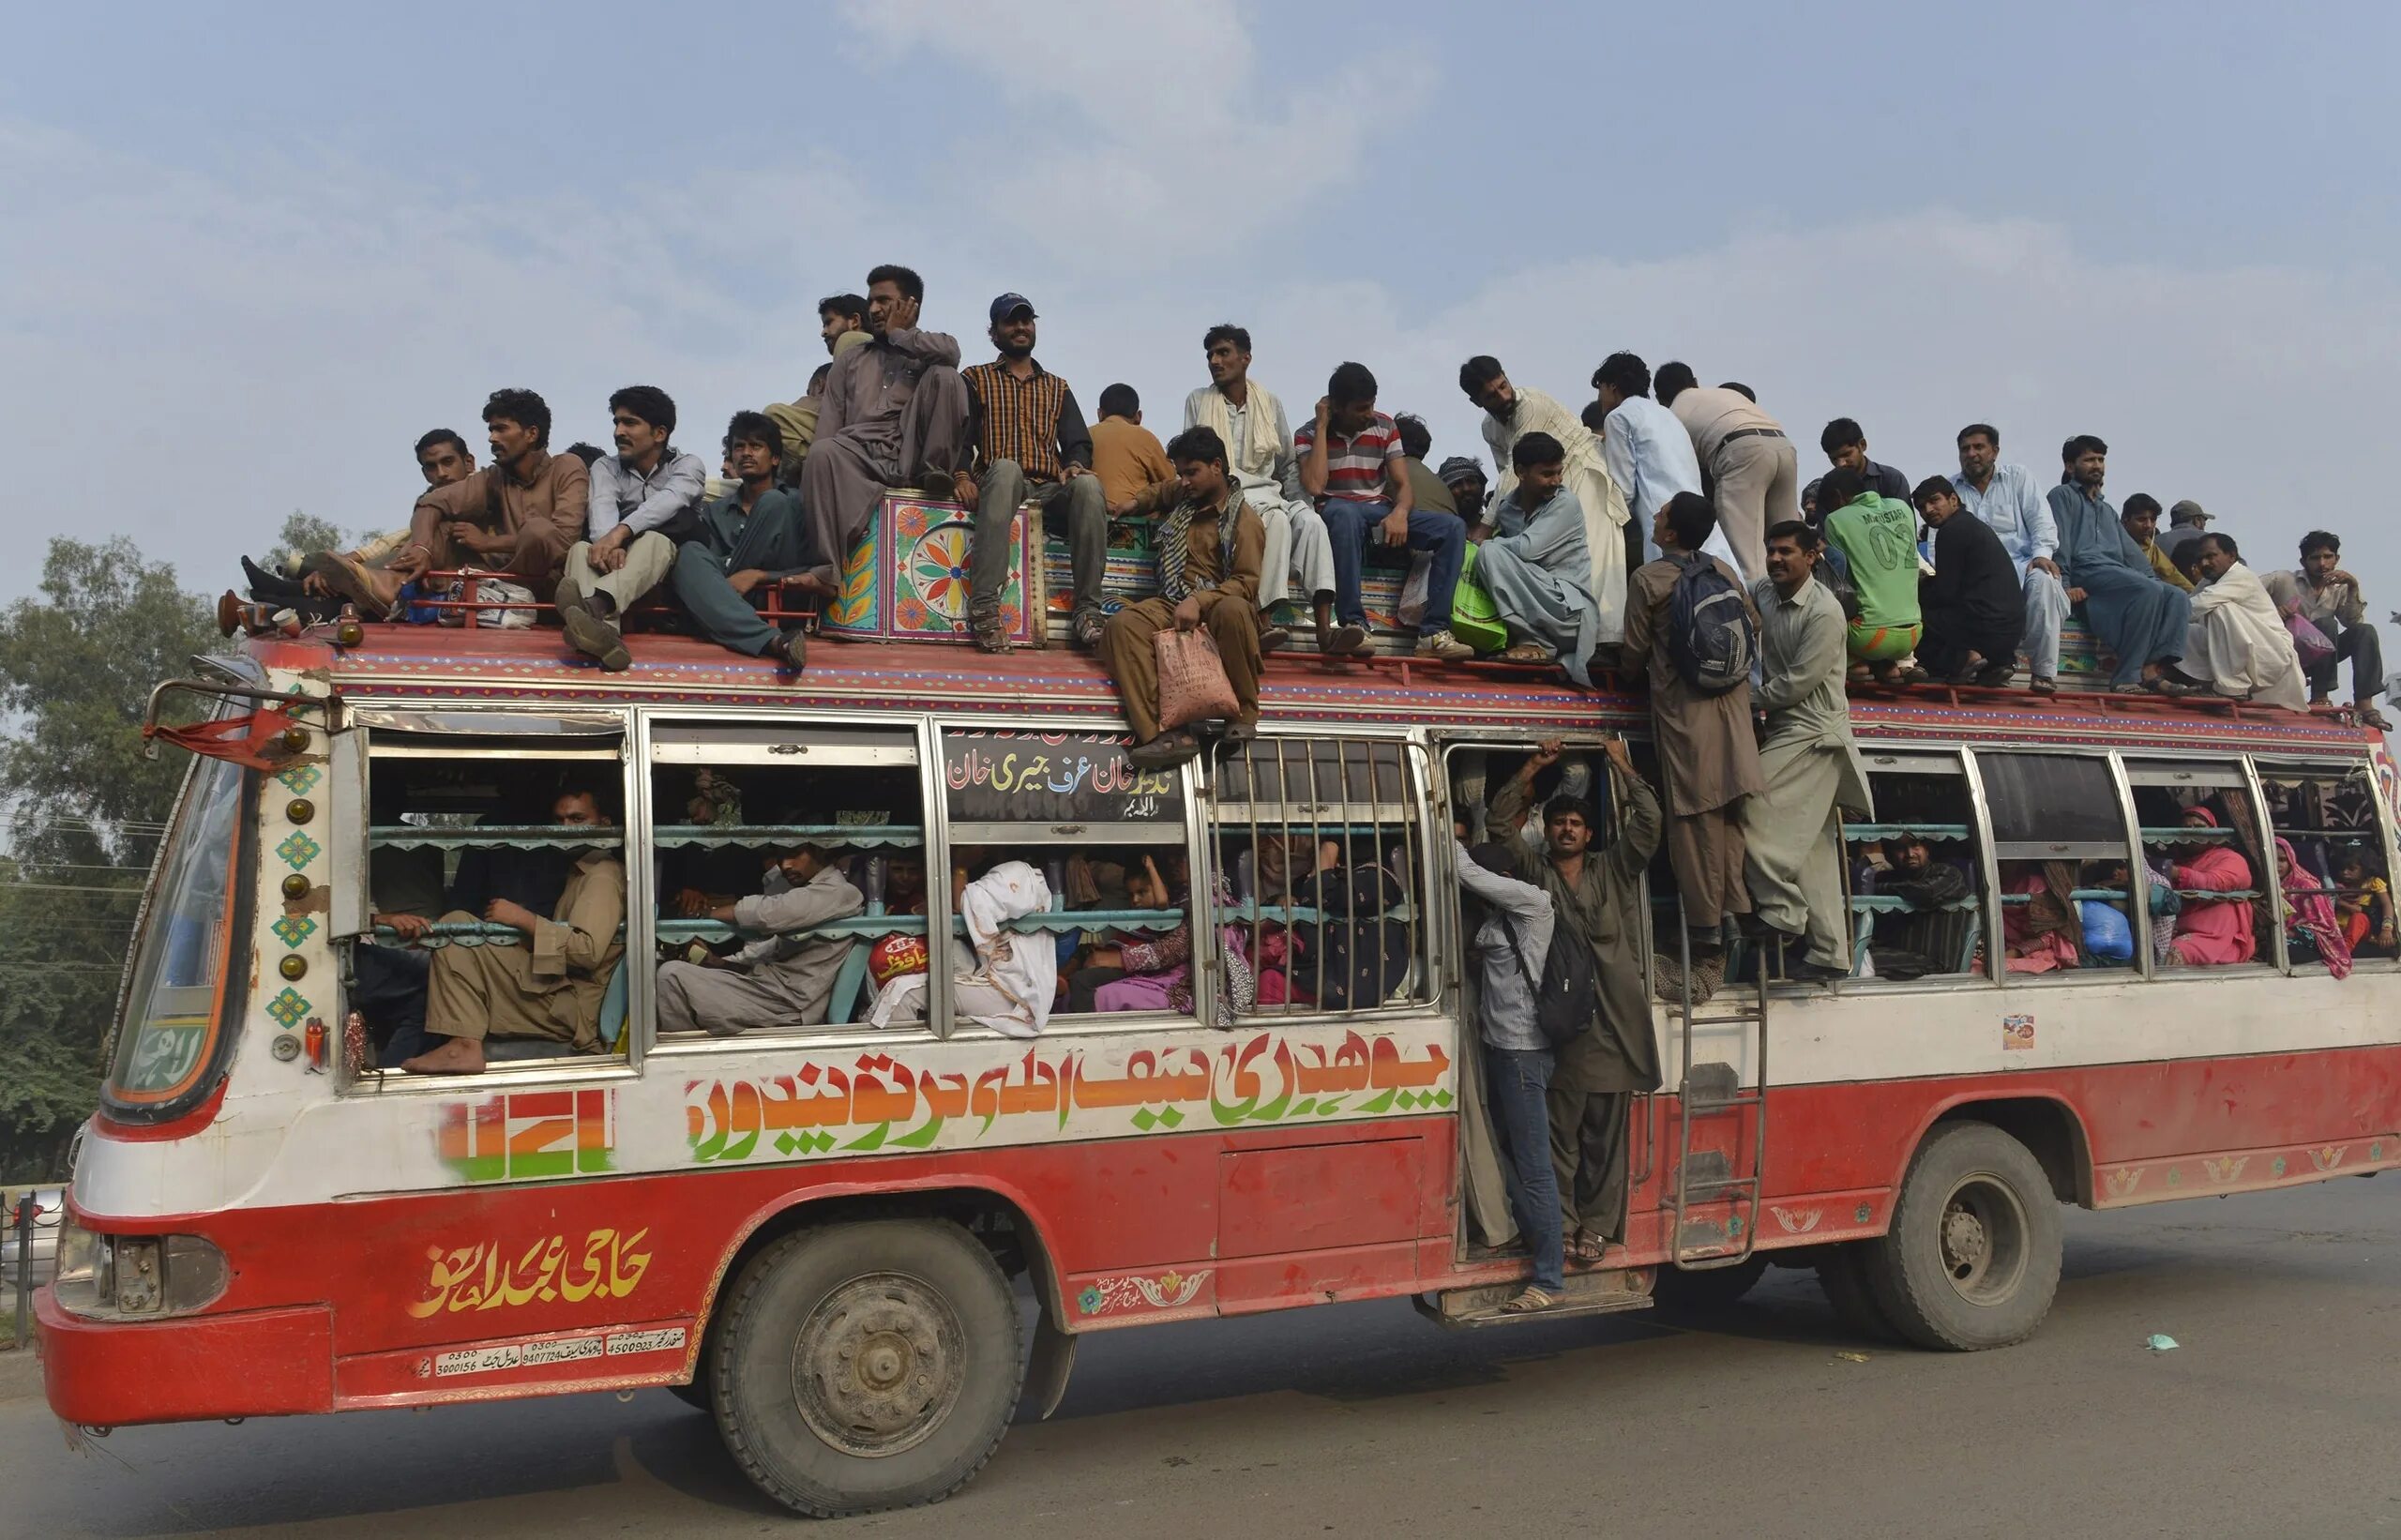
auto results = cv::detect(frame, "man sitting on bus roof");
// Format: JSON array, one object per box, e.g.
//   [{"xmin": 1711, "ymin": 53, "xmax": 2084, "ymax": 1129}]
[
  {"xmin": 1100, "ymin": 426, "xmax": 1265, "ymax": 770},
  {"xmin": 2264, "ymin": 530, "xmax": 2390, "ymax": 728},
  {"xmin": 657, "ymin": 841, "xmax": 866, "ymax": 1034},
  {"xmin": 1487, "ymin": 736, "xmax": 1663, "ymax": 1264},
  {"xmin": 557, "ymin": 385, "xmax": 709, "ymax": 672},
  {"xmin": 308, "ymin": 390, "xmax": 584, "ymax": 619},
  {"xmin": 2176, "ymin": 532, "xmax": 2308, "ymax": 711},
  {"xmin": 1461, "ymin": 355, "xmax": 1625, "ymax": 647},
  {"xmin": 1951, "ymin": 423, "xmax": 2065, "ymax": 695},
  {"xmin": 1913, "ymin": 476, "xmax": 2026, "ymax": 687},
  {"xmin": 1816, "ymin": 465, "xmax": 1925, "ymax": 686},
  {"xmin": 668, "ymin": 411, "xmax": 808, "ymax": 669},
  {"xmin": 1474, "ymin": 432, "xmax": 1601, "ymax": 679},
  {"xmin": 1741, "ymin": 521, "xmax": 1873, "ymax": 982},
  {"xmin": 800, "ymin": 264, "xmax": 973, "ymax": 606},
  {"xmin": 400, "ymin": 784, "xmax": 627, "ymax": 1075},
  {"xmin": 2166, "ymin": 807, "xmax": 2258, "ymax": 967},
  {"xmin": 2048, "ymin": 434, "xmax": 2194, "ymax": 695},
  {"xmin": 952, "ymin": 293, "xmax": 1109, "ymax": 653},
  {"xmin": 1307, "ymin": 362, "xmax": 1472, "ymax": 660},
  {"xmin": 763, "ymin": 292, "xmax": 869, "ymax": 490},
  {"xmin": 1183, "ymin": 324, "xmax": 1338, "ymax": 656}
]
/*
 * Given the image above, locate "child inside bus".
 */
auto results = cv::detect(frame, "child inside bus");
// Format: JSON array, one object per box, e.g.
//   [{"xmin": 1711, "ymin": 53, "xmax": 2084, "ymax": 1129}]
[{"xmin": 2335, "ymin": 853, "xmax": 2394, "ymax": 957}]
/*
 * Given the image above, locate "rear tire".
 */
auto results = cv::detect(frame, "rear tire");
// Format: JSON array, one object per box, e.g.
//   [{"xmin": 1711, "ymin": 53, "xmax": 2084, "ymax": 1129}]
[
  {"xmin": 1864, "ymin": 1122, "xmax": 2062, "ymax": 1351},
  {"xmin": 666, "ymin": 1380, "xmax": 711, "ymax": 1412},
  {"xmin": 1653, "ymin": 1253, "xmax": 1770, "ymax": 1312},
  {"xmin": 711, "ymin": 1218, "xmax": 1023, "ymax": 1517}
]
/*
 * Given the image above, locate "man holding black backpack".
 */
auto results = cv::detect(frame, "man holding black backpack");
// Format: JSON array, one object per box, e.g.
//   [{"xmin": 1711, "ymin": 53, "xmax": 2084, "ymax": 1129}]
[
  {"xmin": 1488, "ymin": 735, "xmax": 1664, "ymax": 1263},
  {"xmin": 1622, "ymin": 491, "xmax": 1763, "ymax": 959}
]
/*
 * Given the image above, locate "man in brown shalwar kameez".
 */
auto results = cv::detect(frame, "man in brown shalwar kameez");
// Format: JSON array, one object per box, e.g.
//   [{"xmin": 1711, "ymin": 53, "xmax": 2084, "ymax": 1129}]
[
  {"xmin": 1099, "ymin": 426, "xmax": 1266, "ymax": 769},
  {"xmin": 796, "ymin": 264, "xmax": 973, "ymax": 601},
  {"xmin": 400, "ymin": 786, "xmax": 627, "ymax": 1076},
  {"xmin": 1489, "ymin": 736, "xmax": 1664, "ymax": 1261},
  {"xmin": 1621, "ymin": 491, "xmax": 1765, "ymax": 956},
  {"xmin": 308, "ymin": 389, "xmax": 582, "ymax": 617}
]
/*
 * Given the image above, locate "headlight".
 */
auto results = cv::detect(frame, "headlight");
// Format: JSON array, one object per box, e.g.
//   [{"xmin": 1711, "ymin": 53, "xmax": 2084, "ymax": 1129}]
[{"xmin": 48, "ymin": 1219, "xmax": 228, "ymax": 1321}]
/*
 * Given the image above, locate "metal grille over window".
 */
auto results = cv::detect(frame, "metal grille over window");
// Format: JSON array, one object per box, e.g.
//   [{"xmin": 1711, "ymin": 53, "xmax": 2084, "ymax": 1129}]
[{"xmin": 1209, "ymin": 736, "xmax": 1429, "ymax": 1018}]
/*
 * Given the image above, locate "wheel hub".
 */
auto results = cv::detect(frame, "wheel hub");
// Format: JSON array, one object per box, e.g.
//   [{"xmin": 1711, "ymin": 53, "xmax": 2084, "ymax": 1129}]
[
  {"xmin": 792, "ymin": 1274, "xmax": 965, "ymax": 1458},
  {"xmin": 1941, "ymin": 1206, "xmax": 1988, "ymax": 1274},
  {"xmin": 1934, "ymin": 1173, "xmax": 2030, "ymax": 1306}
]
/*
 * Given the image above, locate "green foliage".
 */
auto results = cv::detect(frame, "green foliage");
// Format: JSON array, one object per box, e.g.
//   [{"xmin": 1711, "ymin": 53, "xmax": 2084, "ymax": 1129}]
[
  {"xmin": 270, "ymin": 509, "xmax": 347, "ymax": 566},
  {"xmin": 0, "ymin": 538, "xmax": 220, "ymax": 1180}
]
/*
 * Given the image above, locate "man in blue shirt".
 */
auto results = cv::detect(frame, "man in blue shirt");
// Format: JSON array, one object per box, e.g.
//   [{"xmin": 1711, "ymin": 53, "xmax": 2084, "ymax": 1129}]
[
  {"xmin": 2046, "ymin": 434, "xmax": 2193, "ymax": 694},
  {"xmin": 1591, "ymin": 352, "xmax": 1714, "ymax": 570}
]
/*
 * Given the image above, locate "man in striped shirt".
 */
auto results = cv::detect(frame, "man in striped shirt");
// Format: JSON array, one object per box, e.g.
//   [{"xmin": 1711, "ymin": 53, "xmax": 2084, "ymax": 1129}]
[
  {"xmin": 952, "ymin": 293, "xmax": 1108, "ymax": 652},
  {"xmin": 1294, "ymin": 362, "xmax": 1472, "ymax": 660}
]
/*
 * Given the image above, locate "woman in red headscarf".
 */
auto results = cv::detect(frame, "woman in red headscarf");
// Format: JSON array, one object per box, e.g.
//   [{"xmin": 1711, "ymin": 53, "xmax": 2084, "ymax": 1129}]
[{"xmin": 2167, "ymin": 806, "xmax": 2257, "ymax": 966}]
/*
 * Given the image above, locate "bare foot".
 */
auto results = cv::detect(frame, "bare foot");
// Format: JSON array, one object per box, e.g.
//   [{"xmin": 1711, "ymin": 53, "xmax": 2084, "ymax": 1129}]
[{"xmin": 400, "ymin": 1037, "xmax": 487, "ymax": 1075}]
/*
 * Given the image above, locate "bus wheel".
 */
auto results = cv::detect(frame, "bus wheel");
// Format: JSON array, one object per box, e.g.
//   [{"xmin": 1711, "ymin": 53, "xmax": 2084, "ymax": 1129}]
[
  {"xmin": 712, "ymin": 1219, "xmax": 1023, "ymax": 1517},
  {"xmin": 1814, "ymin": 1244, "xmax": 1897, "ymax": 1341},
  {"xmin": 1653, "ymin": 1254, "xmax": 1769, "ymax": 1312},
  {"xmin": 1866, "ymin": 1122, "xmax": 2062, "ymax": 1351}
]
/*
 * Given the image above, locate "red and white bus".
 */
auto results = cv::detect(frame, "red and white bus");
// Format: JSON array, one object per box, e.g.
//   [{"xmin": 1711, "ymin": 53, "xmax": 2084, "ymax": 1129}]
[{"xmin": 37, "ymin": 621, "xmax": 2401, "ymax": 1517}]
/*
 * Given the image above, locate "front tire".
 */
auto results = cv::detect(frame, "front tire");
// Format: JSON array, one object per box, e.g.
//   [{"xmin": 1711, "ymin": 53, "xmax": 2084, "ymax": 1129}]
[
  {"xmin": 711, "ymin": 1218, "xmax": 1023, "ymax": 1517},
  {"xmin": 1864, "ymin": 1122, "xmax": 2062, "ymax": 1351}
]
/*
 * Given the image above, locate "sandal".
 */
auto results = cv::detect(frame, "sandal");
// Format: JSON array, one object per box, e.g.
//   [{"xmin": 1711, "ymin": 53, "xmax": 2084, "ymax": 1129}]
[
  {"xmin": 1567, "ymin": 1230, "xmax": 1608, "ymax": 1265},
  {"xmin": 1500, "ymin": 642, "xmax": 1554, "ymax": 664},
  {"xmin": 2363, "ymin": 706, "xmax": 2393, "ymax": 732},
  {"xmin": 971, "ymin": 617, "xmax": 1013, "ymax": 655},
  {"xmin": 1127, "ymin": 731, "xmax": 1200, "ymax": 770},
  {"xmin": 1499, "ymin": 1285, "xmax": 1558, "ymax": 1315}
]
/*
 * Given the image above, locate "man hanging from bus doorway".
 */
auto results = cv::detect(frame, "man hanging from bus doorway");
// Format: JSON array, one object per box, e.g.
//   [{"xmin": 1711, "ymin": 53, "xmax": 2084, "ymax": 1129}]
[
  {"xmin": 400, "ymin": 784, "xmax": 627, "ymax": 1076},
  {"xmin": 1487, "ymin": 735, "xmax": 1664, "ymax": 1263}
]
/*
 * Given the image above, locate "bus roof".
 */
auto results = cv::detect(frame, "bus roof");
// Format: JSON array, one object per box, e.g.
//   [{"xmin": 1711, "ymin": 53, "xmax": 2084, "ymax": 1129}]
[{"xmin": 246, "ymin": 627, "xmax": 2382, "ymax": 756}]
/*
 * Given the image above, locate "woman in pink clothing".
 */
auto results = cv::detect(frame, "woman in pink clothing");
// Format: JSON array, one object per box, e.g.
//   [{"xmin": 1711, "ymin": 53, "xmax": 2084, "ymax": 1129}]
[
  {"xmin": 2001, "ymin": 863, "xmax": 2081, "ymax": 974},
  {"xmin": 2167, "ymin": 807, "xmax": 2258, "ymax": 966}
]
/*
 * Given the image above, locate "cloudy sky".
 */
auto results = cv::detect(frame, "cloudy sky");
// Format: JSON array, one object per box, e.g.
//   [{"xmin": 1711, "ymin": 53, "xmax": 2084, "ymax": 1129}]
[{"xmin": 7, "ymin": 0, "xmax": 2400, "ymax": 610}]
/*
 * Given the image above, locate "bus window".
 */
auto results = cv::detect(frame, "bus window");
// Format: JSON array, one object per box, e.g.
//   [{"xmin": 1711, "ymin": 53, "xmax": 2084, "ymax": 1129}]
[
  {"xmin": 2122, "ymin": 758, "xmax": 2269, "ymax": 972},
  {"xmin": 357, "ymin": 725, "xmax": 631, "ymax": 1076},
  {"xmin": 1212, "ymin": 734, "xmax": 1431, "ymax": 1019},
  {"xmin": 106, "ymin": 755, "xmax": 247, "ymax": 1110},
  {"xmin": 646, "ymin": 720, "xmax": 925, "ymax": 1038},
  {"xmin": 1974, "ymin": 751, "xmax": 2137, "ymax": 979},
  {"xmin": 2257, "ymin": 761, "xmax": 2393, "ymax": 971},
  {"xmin": 936, "ymin": 727, "xmax": 1197, "ymax": 1034},
  {"xmin": 1845, "ymin": 750, "xmax": 1983, "ymax": 983}
]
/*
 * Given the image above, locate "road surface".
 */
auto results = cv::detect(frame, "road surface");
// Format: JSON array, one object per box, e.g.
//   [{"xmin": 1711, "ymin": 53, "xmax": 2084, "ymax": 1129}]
[{"xmin": 6, "ymin": 1180, "xmax": 2397, "ymax": 1538}]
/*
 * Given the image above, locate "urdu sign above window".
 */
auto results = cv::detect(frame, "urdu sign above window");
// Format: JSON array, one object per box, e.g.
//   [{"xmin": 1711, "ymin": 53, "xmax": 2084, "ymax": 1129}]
[{"xmin": 940, "ymin": 729, "xmax": 1183, "ymax": 824}]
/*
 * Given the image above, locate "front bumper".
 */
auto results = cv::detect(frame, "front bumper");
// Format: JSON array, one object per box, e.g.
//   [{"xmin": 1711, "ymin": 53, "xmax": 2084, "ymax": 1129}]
[{"xmin": 36, "ymin": 1287, "xmax": 333, "ymax": 1426}]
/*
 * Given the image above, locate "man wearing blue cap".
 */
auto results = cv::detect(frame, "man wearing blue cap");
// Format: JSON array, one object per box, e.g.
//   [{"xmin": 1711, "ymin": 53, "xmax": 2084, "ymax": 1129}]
[{"xmin": 953, "ymin": 293, "xmax": 1108, "ymax": 652}]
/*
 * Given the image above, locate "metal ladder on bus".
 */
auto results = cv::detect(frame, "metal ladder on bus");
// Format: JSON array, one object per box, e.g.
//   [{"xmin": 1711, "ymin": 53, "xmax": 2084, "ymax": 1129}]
[{"xmin": 1668, "ymin": 897, "xmax": 1768, "ymax": 1269}]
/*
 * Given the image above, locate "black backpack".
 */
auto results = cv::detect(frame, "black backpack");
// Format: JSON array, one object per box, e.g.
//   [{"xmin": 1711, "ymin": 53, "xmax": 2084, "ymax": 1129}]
[
  {"xmin": 1507, "ymin": 917, "xmax": 1598, "ymax": 1048},
  {"xmin": 1666, "ymin": 552, "xmax": 1756, "ymax": 694}
]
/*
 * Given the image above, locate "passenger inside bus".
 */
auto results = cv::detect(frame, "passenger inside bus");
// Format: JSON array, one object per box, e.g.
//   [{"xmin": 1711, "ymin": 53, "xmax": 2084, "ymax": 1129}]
[
  {"xmin": 2274, "ymin": 838, "xmax": 2355, "ymax": 977},
  {"xmin": 656, "ymin": 840, "xmax": 865, "ymax": 1034},
  {"xmin": 400, "ymin": 784, "xmax": 627, "ymax": 1075},
  {"xmin": 2334, "ymin": 854, "xmax": 2394, "ymax": 958},
  {"xmin": 1855, "ymin": 833, "xmax": 1972, "ymax": 979},
  {"xmin": 2164, "ymin": 807, "xmax": 2257, "ymax": 966},
  {"xmin": 2000, "ymin": 860, "xmax": 2082, "ymax": 974},
  {"xmin": 357, "ymin": 773, "xmax": 442, "ymax": 1061},
  {"xmin": 1062, "ymin": 853, "xmax": 1255, "ymax": 1022}
]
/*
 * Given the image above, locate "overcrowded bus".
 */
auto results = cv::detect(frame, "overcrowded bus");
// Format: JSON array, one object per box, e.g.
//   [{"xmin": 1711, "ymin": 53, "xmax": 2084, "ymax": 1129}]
[{"xmin": 36, "ymin": 538, "xmax": 2401, "ymax": 1517}]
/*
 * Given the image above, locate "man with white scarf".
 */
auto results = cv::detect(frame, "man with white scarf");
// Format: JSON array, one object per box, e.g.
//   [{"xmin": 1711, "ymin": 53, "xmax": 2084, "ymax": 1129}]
[
  {"xmin": 1178, "ymin": 324, "xmax": 1336, "ymax": 653},
  {"xmin": 868, "ymin": 859, "xmax": 1057, "ymax": 1034},
  {"xmin": 1460, "ymin": 355, "xmax": 1633, "ymax": 646},
  {"xmin": 2180, "ymin": 532, "xmax": 2308, "ymax": 710}
]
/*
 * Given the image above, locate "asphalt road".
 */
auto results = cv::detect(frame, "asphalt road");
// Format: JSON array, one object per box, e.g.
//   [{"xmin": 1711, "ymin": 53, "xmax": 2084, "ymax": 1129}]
[{"xmin": 6, "ymin": 1179, "xmax": 2398, "ymax": 1540}]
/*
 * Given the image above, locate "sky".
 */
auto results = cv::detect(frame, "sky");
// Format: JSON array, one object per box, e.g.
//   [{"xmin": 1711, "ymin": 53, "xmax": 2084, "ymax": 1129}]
[{"xmin": 7, "ymin": 0, "xmax": 2401, "ymax": 617}]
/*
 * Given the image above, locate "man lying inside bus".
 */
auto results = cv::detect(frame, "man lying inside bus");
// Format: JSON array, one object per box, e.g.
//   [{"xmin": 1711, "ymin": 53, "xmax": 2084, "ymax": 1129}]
[
  {"xmin": 400, "ymin": 783, "xmax": 627, "ymax": 1075},
  {"xmin": 1098, "ymin": 425, "xmax": 1266, "ymax": 770},
  {"xmin": 2165, "ymin": 807, "xmax": 2257, "ymax": 966},
  {"xmin": 656, "ymin": 840, "xmax": 866, "ymax": 1035},
  {"xmin": 1063, "ymin": 852, "xmax": 1255, "ymax": 1023}
]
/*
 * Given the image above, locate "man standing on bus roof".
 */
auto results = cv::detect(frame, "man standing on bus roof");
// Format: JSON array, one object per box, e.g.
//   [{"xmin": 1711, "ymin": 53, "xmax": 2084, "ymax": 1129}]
[
  {"xmin": 799, "ymin": 264, "xmax": 973, "ymax": 606},
  {"xmin": 308, "ymin": 390, "xmax": 583, "ymax": 619},
  {"xmin": 1592, "ymin": 352, "xmax": 1705, "ymax": 568},
  {"xmin": 1623, "ymin": 491, "xmax": 1763, "ymax": 954},
  {"xmin": 555, "ymin": 385, "xmax": 708, "ymax": 672},
  {"xmin": 1951, "ymin": 424, "xmax": 2066, "ymax": 694},
  {"xmin": 670, "ymin": 411, "xmax": 809, "ymax": 669},
  {"xmin": 1655, "ymin": 363, "xmax": 1797, "ymax": 587},
  {"xmin": 952, "ymin": 293, "xmax": 1109, "ymax": 653},
  {"xmin": 657, "ymin": 841, "xmax": 866, "ymax": 1034},
  {"xmin": 1461, "ymin": 355, "xmax": 1630, "ymax": 645},
  {"xmin": 1183, "ymin": 324, "xmax": 1338, "ymax": 654},
  {"xmin": 1740, "ymin": 521, "xmax": 1872, "ymax": 981},
  {"xmin": 2047, "ymin": 434, "xmax": 2195, "ymax": 695},
  {"xmin": 400, "ymin": 784, "xmax": 627, "ymax": 1076},
  {"xmin": 1301, "ymin": 362, "xmax": 1473, "ymax": 660},
  {"xmin": 1101, "ymin": 426, "xmax": 1266, "ymax": 769},
  {"xmin": 1487, "ymin": 736, "xmax": 1663, "ymax": 1262}
]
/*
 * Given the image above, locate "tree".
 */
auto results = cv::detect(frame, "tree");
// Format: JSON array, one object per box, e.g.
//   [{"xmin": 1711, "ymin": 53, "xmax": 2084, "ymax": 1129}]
[
  {"xmin": 0, "ymin": 538, "xmax": 220, "ymax": 1179},
  {"xmin": 269, "ymin": 509, "xmax": 347, "ymax": 567}
]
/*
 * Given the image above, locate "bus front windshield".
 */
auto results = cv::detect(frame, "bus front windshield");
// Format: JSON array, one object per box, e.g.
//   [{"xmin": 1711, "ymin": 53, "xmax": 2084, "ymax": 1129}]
[{"xmin": 106, "ymin": 756, "xmax": 248, "ymax": 1110}]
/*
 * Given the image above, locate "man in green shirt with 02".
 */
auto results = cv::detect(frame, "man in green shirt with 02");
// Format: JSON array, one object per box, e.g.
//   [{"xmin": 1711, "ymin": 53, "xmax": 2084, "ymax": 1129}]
[{"xmin": 1815, "ymin": 464, "xmax": 1925, "ymax": 685}]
